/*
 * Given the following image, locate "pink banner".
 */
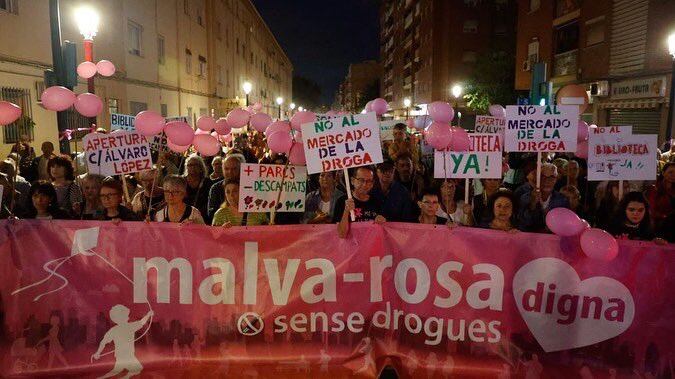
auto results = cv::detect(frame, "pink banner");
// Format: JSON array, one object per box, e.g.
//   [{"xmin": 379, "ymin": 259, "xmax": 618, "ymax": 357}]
[{"xmin": 1, "ymin": 221, "xmax": 674, "ymax": 378}]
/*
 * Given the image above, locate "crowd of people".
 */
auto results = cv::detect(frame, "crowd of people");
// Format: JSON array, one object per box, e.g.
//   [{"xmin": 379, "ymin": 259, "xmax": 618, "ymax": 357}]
[{"xmin": 2, "ymin": 123, "xmax": 674, "ymax": 244}]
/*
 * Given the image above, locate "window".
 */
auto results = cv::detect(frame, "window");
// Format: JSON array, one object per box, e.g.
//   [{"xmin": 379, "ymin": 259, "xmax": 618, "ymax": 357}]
[
  {"xmin": 128, "ymin": 21, "xmax": 142, "ymax": 56},
  {"xmin": 158, "ymin": 36, "xmax": 165, "ymax": 64},
  {"xmin": 554, "ymin": 21, "xmax": 579, "ymax": 54},
  {"xmin": 555, "ymin": 0, "xmax": 579, "ymax": 19},
  {"xmin": 1, "ymin": 87, "xmax": 33, "ymax": 143},
  {"xmin": 463, "ymin": 20, "xmax": 478, "ymax": 33},
  {"xmin": 160, "ymin": 104, "xmax": 168, "ymax": 117},
  {"xmin": 129, "ymin": 101, "xmax": 147, "ymax": 116},
  {"xmin": 217, "ymin": 65, "xmax": 223, "ymax": 84},
  {"xmin": 586, "ymin": 17, "xmax": 605, "ymax": 46},
  {"xmin": 185, "ymin": 49, "xmax": 192, "ymax": 74},
  {"xmin": 0, "ymin": 0, "xmax": 17, "ymax": 14},
  {"xmin": 198, "ymin": 55, "xmax": 206, "ymax": 77},
  {"xmin": 107, "ymin": 98, "xmax": 119, "ymax": 115},
  {"xmin": 530, "ymin": 0, "xmax": 540, "ymax": 12}
]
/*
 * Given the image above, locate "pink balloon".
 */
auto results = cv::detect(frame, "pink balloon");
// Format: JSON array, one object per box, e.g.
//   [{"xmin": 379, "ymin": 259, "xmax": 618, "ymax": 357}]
[
  {"xmin": 41, "ymin": 86, "xmax": 76, "ymax": 111},
  {"xmin": 74, "ymin": 93, "xmax": 103, "ymax": 117},
  {"xmin": 580, "ymin": 228, "xmax": 619, "ymax": 261},
  {"xmin": 449, "ymin": 127, "xmax": 470, "ymax": 151},
  {"xmin": 195, "ymin": 128, "xmax": 209, "ymax": 135},
  {"xmin": 193, "ymin": 134, "xmax": 221, "ymax": 156},
  {"xmin": 428, "ymin": 101, "xmax": 454, "ymax": 123},
  {"xmin": 545, "ymin": 207, "xmax": 584, "ymax": 237},
  {"xmin": 252, "ymin": 102, "xmax": 263, "ymax": 112},
  {"xmin": 290, "ymin": 111, "xmax": 316, "ymax": 131},
  {"xmin": 226, "ymin": 108, "xmax": 250, "ymax": 129},
  {"xmin": 265, "ymin": 120, "xmax": 291, "ymax": 137},
  {"xmin": 267, "ymin": 131, "xmax": 293, "ymax": 154},
  {"xmin": 135, "ymin": 110, "xmax": 165, "ymax": 136},
  {"xmin": 577, "ymin": 120, "xmax": 589, "ymax": 142},
  {"xmin": 371, "ymin": 98, "xmax": 388, "ymax": 116},
  {"xmin": 576, "ymin": 140, "xmax": 588, "ymax": 159},
  {"xmin": 425, "ymin": 121, "xmax": 453, "ymax": 150},
  {"xmin": 250, "ymin": 112, "xmax": 273, "ymax": 132},
  {"xmin": 0, "ymin": 101, "xmax": 22, "ymax": 125},
  {"xmin": 96, "ymin": 60, "xmax": 116, "ymax": 77},
  {"xmin": 167, "ymin": 139, "xmax": 190, "ymax": 153},
  {"xmin": 489, "ymin": 104, "xmax": 506, "ymax": 118},
  {"xmin": 196, "ymin": 115, "xmax": 216, "ymax": 131},
  {"xmin": 288, "ymin": 142, "xmax": 306, "ymax": 165},
  {"xmin": 214, "ymin": 117, "xmax": 231, "ymax": 135},
  {"xmin": 581, "ymin": 219, "xmax": 591, "ymax": 230},
  {"xmin": 292, "ymin": 130, "xmax": 303, "ymax": 141},
  {"xmin": 165, "ymin": 121, "xmax": 194, "ymax": 146},
  {"xmin": 414, "ymin": 115, "xmax": 431, "ymax": 130},
  {"xmin": 365, "ymin": 101, "xmax": 373, "ymax": 113},
  {"xmin": 77, "ymin": 61, "xmax": 97, "ymax": 79}
]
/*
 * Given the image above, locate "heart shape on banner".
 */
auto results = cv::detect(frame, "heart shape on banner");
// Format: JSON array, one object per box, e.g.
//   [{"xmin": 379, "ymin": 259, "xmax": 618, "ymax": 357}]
[{"xmin": 512, "ymin": 258, "xmax": 635, "ymax": 352}]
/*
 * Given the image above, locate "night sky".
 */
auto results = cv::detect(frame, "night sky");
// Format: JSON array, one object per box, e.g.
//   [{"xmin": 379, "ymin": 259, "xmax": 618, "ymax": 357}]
[{"xmin": 252, "ymin": 0, "xmax": 380, "ymax": 106}]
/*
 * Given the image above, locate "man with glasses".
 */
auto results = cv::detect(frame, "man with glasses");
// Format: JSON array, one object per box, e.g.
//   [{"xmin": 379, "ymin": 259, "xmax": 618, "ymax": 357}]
[
  {"xmin": 518, "ymin": 163, "xmax": 570, "ymax": 232},
  {"xmin": 333, "ymin": 166, "xmax": 386, "ymax": 238},
  {"xmin": 416, "ymin": 188, "xmax": 449, "ymax": 225},
  {"xmin": 372, "ymin": 161, "xmax": 415, "ymax": 222}
]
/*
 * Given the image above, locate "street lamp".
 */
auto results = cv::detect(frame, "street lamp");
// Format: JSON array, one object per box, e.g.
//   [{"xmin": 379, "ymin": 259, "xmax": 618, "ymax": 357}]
[
  {"xmin": 666, "ymin": 32, "xmax": 675, "ymax": 141},
  {"xmin": 451, "ymin": 84, "xmax": 463, "ymax": 127},
  {"xmin": 75, "ymin": 6, "xmax": 99, "ymax": 94},
  {"xmin": 298, "ymin": 106, "xmax": 304, "ymax": 112},
  {"xmin": 276, "ymin": 97, "xmax": 283, "ymax": 119},
  {"xmin": 403, "ymin": 97, "xmax": 411, "ymax": 119},
  {"xmin": 242, "ymin": 81, "xmax": 252, "ymax": 106}
]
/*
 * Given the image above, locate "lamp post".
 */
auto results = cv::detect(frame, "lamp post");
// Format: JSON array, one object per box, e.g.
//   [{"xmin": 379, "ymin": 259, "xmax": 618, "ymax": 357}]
[
  {"xmin": 75, "ymin": 6, "xmax": 99, "ymax": 95},
  {"xmin": 403, "ymin": 97, "xmax": 411, "ymax": 119},
  {"xmin": 276, "ymin": 97, "xmax": 283, "ymax": 119},
  {"xmin": 451, "ymin": 84, "xmax": 463, "ymax": 127},
  {"xmin": 667, "ymin": 33, "xmax": 675, "ymax": 141},
  {"xmin": 243, "ymin": 81, "xmax": 252, "ymax": 106}
]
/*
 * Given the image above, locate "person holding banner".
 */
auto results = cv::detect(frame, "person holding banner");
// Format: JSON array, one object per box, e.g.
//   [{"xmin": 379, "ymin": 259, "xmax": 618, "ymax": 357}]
[
  {"xmin": 416, "ymin": 188, "xmax": 453, "ymax": 225},
  {"xmin": 608, "ymin": 192, "xmax": 666, "ymax": 244},
  {"xmin": 207, "ymin": 154, "xmax": 244, "ymax": 220},
  {"xmin": 645, "ymin": 162, "xmax": 675, "ymax": 229},
  {"xmin": 183, "ymin": 154, "xmax": 215, "ymax": 224},
  {"xmin": 23, "ymin": 181, "xmax": 71, "ymax": 220},
  {"xmin": 334, "ymin": 167, "xmax": 386, "ymax": 239},
  {"xmin": 372, "ymin": 161, "xmax": 415, "ymax": 222},
  {"xmin": 154, "ymin": 175, "xmax": 205, "ymax": 224},
  {"xmin": 518, "ymin": 163, "xmax": 570, "ymax": 233},
  {"xmin": 559, "ymin": 185, "xmax": 587, "ymax": 220},
  {"xmin": 48, "ymin": 155, "xmax": 82, "ymax": 217},
  {"xmin": 211, "ymin": 179, "xmax": 268, "ymax": 227},
  {"xmin": 98, "ymin": 179, "xmax": 140, "ymax": 222},
  {"xmin": 302, "ymin": 172, "xmax": 344, "ymax": 224},
  {"xmin": 394, "ymin": 153, "xmax": 426, "ymax": 201},
  {"xmin": 481, "ymin": 189, "xmax": 520, "ymax": 232},
  {"xmin": 79, "ymin": 174, "xmax": 104, "ymax": 220},
  {"xmin": 131, "ymin": 168, "xmax": 165, "ymax": 219},
  {"xmin": 436, "ymin": 180, "xmax": 473, "ymax": 225},
  {"xmin": 594, "ymin": 181, "xmax": 628, "ymax": 229},
  {"xmin": 472, "ymin": 178, "xmax": 502, "ymax": 226}
]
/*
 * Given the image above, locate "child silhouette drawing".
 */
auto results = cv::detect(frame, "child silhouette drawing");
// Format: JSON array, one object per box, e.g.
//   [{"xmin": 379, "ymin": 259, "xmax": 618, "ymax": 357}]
[{"xmin": 91, "ymin": 305, "xmax": 153, "ymax": 379}]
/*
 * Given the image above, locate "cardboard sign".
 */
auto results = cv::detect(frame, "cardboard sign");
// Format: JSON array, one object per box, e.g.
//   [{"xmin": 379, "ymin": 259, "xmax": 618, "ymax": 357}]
[
  {"xmin": 83, "ymin": 131, "xmax": 153, "ymax": 176},
  {"xmin": 110, "ymin": 113, "xmax": 135, "ymax": 131},
  {"xmin": 591, "ymin": 125, "xmax": 632, "ymax": 136},
  {"xmin": 505, "ymin": 105, "xmax": 579, "ymax": 152},
  {"xmin": 379, "ymin": 120, "xmax": 407, "ymax": 141},
  {"xmin": 434, "ymin": 134, "xmax": 503, "ymax": 179},
  {"xmin": 301, "ymin": 112, "xmax": 383, "ymax": 174},
  {"xmin": 587, "ymin": 133, "xmax": 657, "ymax": 181},
  {"xmin": 474, "ymin": 116, "xmax": 505, "ymax": 135},
  {"xmin": 239, "ymin": 164, "xmax": 307, "ymax": 212}
]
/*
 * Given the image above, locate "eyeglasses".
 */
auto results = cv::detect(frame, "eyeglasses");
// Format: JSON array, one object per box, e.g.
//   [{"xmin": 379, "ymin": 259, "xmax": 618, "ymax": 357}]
[
  {"xmin": 354, "ymin": 178, "xmax": 374, "ymax": 184},
  {"xmin": 99, "ymin": 193, "xmax": 120, "ymax": 200}
]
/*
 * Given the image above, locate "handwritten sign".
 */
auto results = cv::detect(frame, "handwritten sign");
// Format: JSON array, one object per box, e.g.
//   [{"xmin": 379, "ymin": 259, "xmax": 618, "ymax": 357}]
[
  {"xmin": 301, "ymin": 112, "xmax": 383, "ymax": 174},
  {"xmin": 83, "ymin": 131, "xmax": 153, "ymax": 176},
  {"xmin": 110, "ymin": 113, "xmax": 135, "ymax": 131},
  {"xmin": 505, "ymin": 105, "xmax": 579, "ymax": 152},
  {"xmin": 587, "ymin": 133, "xmax": 657, "ymax": 181},
  {"xmin": 591, "ymin": 125, "xmax": 632, "ymax": 137},
  {"xmin": 474, "ymin": 116, "xmax": 505, "ymax": 135},
  {"xmin": 434, "ymin": 134, "xmax": 503, "ymax": 179},
  {"xmin": 239, "ymin": 164, "xmax": 307, "ymax": 212}
]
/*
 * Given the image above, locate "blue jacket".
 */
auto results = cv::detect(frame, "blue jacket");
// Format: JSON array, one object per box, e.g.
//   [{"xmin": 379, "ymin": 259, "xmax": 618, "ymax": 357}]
[
  {"xmin": 302, "ymin": 188, "xmax": 344, "ymax": 223},
  {"xmin": 518, "ymin": 190, "xmax": 570, "ymax": 232}
]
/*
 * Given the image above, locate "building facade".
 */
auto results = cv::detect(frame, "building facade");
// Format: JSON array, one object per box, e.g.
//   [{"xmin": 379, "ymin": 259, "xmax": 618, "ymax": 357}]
[
  {"xmin": 515, "ymin": 0, "xmax": 674, "ymax": 141},
  {"xmin": 0, "ymin": 0, "xmax": 292, "ymax": 156},
  {"xmin": 336, "ymin": 60, "xmax": 380, "ymax": 113},
  {"xmin": 380, "ymin": 0, "xmax": 516, "ymax": 117}
]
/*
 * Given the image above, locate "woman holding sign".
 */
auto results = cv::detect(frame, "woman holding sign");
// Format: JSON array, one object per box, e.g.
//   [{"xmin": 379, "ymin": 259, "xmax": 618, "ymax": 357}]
[
  {"xmin": 212, "ymin": 179, "xmax": 268, "ymax": 227},
  {"xmin": 154, "ymin": 175, "xmax": 205, "ymax": 224}
]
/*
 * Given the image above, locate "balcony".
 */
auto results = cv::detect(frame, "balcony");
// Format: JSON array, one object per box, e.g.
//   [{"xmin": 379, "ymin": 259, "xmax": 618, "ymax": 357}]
[{"xmin": 553, "ymin": 49, "xmax": 578, "ymax": 78}]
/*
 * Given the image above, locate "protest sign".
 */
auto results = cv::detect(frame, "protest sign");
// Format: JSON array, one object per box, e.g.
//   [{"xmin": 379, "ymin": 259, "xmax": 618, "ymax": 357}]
[
  {"xmin": 379, "ymin": 120, "xmax": 405, "ymax": 141},
  {"xmin": 587, "ymin": 133, "xmax": 657, "ymax": 181},
  {"xmin": 83, "ymin": 131, "xmax": 152, "ymax": 176},
  {"xmin": 434, "ymin": 133, "xmax": 503, "ymax": 179},
  {"xmin": 474, "ymin": 115, "xmax": 505, "ymax": 135},
  {"xmin": 591, "ymin": 125, "xmax": 632, "ymax": 136},
  {"xmin": 238, "ymin": 164, "xmax": 307, "ymax": 212},
  {"xmin": 301, "ymin": 112, "xmax": 383, "ymax": 174},
  {"xmin": 2, "ymin": 222, "xmax": 674, "ymax": 378},
  {"xmin": 505, "ymin": 105, "xmax": 579, "ymax": 152},
  {"xmin": 110, "ymin": 113, "xmax": 136, "ymax": 131}
]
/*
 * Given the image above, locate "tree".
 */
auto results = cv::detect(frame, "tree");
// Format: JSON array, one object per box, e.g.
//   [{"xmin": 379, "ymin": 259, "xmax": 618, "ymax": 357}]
[
  {"xmin": 463, "ymin": 50, "xmax": 515, "ymax": 114},
  {"xmin": 356, "ymin": 79, "xmax": 380, "ymax": 111},
  {"xmin": 292, "ymin": 75, "xmax": 322, "ymax": 111}
]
